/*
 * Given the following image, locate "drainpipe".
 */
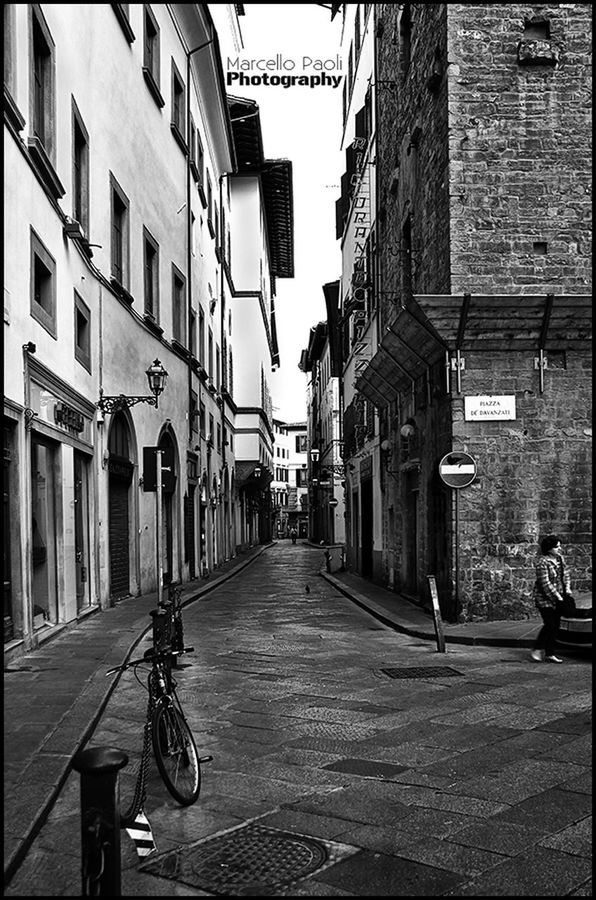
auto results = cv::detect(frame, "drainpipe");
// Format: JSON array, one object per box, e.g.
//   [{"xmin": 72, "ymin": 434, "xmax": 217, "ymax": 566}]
[
  {"xmin": 185, "ymin": 38, "xmax": 215, "ymax": 575},
  {"xmin": 22, "ymin": 344, "xmax": 36, "ymax": 649}
]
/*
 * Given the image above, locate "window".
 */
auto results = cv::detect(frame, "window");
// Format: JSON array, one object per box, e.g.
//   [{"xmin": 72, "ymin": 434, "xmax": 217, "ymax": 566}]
[
  {"xmin": 143, "ymin": 5, "xmax": 164, "ymax": 106},
  {"xmin": 189, "ymin": 118, "xmax": 199, "ymax": 181},
  {"xmin": 215, "ymin": 345, "xmax": 220, "ymax": 390},
  {"xmin": 143, "ymin": 228, "xmax": 159, "ymax": 320},
  {"xmin": 198, "ymin": 306, "xmax": 205, "ymax": 365},
  {"xmin": 190, "ymin": 390, "xmax": 199, "ymax": 433},
  {"xmin": 190, "ymin": 308, "xmax": 197, "ymax": 358},
  {"xmin": 296, "ymin": 435, "xmax": 308, "ymax": 453},
  {"xmin": 208, "ymin": 413, "xmax": 214, "ymax": 445},
  {"xmin": 110, "ymin": 174, "xmax": 129, "ymax": 288},
  {"xmin": 208, "ymin": 329, "xmax": 213, "ymax": 378},
  {"xmin": 30, "ymin": 228, "xmax": 56, "ymax": 336},
  {"xmin": 196, "ymin": 132, "xmax": 206, "ymax": 206},
  {"xmin": 172, "ymin": 265, "xmax": 186, "ymax": 344},
  {"xmin": 72, "ymin": 100, "xmax": 89, "ymax": 234},
  {"xmin": 207, "ymin": 172, "xmax": 215, "ymax": 238},
  {"xmin": 171, "ymin": 60, "xmax": 186, "ymax": 149},
  {"xmin": 216, "ymin": 423, "xmax": 221, "ymax": 452},
  {"xmin": 74, "ymin": 290, "xmax": 91, "ymax": 372},
  {"xmin": 30, "ymin": 6, "xmax": 55, "ymax": 155}
]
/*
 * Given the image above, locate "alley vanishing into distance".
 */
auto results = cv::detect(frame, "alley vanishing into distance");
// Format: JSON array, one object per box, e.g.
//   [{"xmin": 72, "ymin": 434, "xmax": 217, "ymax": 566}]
[{"xmin": 6, "ymin": 543, "xmax": 591, "ymax": 896}]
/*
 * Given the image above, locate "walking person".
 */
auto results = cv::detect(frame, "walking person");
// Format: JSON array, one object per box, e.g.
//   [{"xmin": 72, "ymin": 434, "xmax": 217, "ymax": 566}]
[{"xmin": 531, "ymin": 535, "xmax": 575, "ymax": 663}]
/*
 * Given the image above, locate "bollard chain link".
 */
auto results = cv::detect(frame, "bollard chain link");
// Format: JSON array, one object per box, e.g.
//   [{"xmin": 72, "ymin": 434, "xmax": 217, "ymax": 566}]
[{"xmin": 82, "ymin": 811, "xmax": 108, "ymax": 896}]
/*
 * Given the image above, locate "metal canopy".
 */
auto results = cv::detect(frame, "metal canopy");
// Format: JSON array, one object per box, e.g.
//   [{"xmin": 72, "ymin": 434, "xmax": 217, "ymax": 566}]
[
  {"xmin": 355, "ymin": 303, "xmax": 446, "ymax": 407},
  {"xmin": 355, "ymin": 293, "xmax": 592, "ymax": 408},
  {"xmin": 415, "ymin": 293, "xmax": 592, "ymax": 351}
]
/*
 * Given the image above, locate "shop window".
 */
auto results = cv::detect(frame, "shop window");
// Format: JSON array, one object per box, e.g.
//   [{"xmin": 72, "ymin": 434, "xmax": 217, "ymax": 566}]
[
  {"xmin": 74, "ymin": 290, "xmax": 91, "ymax": 372},
  {"xmin": 31, "ymin": 438, "xmax": 58, "ymax": 627},
  {"xmin": 30, "ymin": 228, "xmax": 56, "ymax": 337}
]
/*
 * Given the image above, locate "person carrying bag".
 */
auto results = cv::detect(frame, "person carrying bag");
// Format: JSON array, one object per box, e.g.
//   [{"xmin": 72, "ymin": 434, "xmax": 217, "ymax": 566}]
[{"xmin": 531, "ymin": 535, "xmax": 575, "ymax": 664}]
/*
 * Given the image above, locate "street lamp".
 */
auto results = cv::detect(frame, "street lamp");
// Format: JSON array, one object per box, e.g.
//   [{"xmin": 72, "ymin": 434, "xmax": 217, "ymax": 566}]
[{"xmin": 97, "ymin": 358, "xmax": 168, "ymax": 414}]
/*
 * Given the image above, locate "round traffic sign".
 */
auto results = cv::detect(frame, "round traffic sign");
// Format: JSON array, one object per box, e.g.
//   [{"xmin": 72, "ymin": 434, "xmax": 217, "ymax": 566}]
[
  {"xmin": 439, "ymin": 451, "xmax": 476, "ymax": 488},
  {"xmin": 328, "ymin": 497, "xmax": 339, "ymax": 508}
]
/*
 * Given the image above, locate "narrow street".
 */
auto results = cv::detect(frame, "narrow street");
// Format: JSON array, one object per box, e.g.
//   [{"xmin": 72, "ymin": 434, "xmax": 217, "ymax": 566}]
[{"xmin": 7, "ymin": 543, "xmax": 591, "ymax": 896}]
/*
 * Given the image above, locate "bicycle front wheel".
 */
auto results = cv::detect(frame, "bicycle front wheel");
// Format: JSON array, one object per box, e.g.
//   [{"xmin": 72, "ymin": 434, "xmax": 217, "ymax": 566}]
[{"xmin": 152, "ymin": 703, "xmax": 201, "ymax": 805}]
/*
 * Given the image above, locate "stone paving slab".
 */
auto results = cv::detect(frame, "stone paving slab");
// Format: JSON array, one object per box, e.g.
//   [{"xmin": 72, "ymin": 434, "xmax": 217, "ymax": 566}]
[{"xmin": 4, "ymin": 542, "xmax": 592, "ymax": 895}]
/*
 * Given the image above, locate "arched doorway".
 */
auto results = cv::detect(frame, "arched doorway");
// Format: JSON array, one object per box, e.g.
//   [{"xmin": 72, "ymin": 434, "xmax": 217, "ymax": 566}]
[{"xmin": 108, "ymin": 413, "xmax": 134, "ymax": 599}]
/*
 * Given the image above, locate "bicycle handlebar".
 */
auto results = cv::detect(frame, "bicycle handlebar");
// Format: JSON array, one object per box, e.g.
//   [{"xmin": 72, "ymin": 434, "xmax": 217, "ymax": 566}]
[{"xmin": 106, "ymin": 646, "xmax": 194, "ymax": 676}]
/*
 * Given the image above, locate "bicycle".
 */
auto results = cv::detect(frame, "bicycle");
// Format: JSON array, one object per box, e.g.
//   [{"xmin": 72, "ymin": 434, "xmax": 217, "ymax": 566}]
[{"xmin": 106, "ymin": 645, "xmax": 210, "ymax": 826}]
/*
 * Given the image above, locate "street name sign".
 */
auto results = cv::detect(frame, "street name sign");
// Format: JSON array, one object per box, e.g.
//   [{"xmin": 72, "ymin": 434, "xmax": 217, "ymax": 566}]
[
  {"xmin": 439, "ymin": 451, "xmax": 476, "ymax": 488},
  {"xmin": 464, "ymin": 395, "xmax": 516, "ymax": 421}
]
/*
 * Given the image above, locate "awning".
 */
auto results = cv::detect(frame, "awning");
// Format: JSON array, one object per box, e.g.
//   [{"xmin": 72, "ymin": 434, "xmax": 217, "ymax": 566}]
[
  {"xmin": 355, "ymin": 293, "xmax": 592, "ymax": 407},
  {"xmin": 414, "ymin": 293, "xmax": 592, "ymax": 351},
  {"xmin": 355, "ymin": 303, "xmax": 446, "ymax": 407},
  {"xmin": 235, "ymin": 461, "xmax": 273, "ymax": 490}
]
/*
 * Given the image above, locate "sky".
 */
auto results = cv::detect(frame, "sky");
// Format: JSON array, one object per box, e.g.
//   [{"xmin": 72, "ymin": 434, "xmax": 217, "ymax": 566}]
[{"xmin": 229, "ymin": 4, "xmax": 344, "ymax": 423}]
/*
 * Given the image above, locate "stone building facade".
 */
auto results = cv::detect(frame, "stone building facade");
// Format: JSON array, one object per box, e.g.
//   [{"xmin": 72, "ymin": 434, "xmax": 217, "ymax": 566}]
[{"xmin": 353, "ymin": 3, "xmax": 591, "ymax": 621}]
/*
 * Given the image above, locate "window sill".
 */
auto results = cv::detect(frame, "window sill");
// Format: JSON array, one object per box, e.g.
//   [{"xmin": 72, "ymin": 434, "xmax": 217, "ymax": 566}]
[
  {"xmin": 207, "ymin": 218, "xmax": 216, "ymax": 240},
  {"xmin": 198, "ymin": 184, "xmax": 207, "ymax": 209},
  {"xmin": 4, "ymin": 86, "xmax": 25, "ymax": 133},
  {"xmin": 143, "ymin": 313, "xmax": 163, "ymax": 336},
  {"xmin": 31, "ymin": 302, "xmax": 57, "ymax": 340},
  {"xmin": 111, "ymin": 4, "xmax": 135, "ymax": 43},
  {"xmin": 110, "ymin": 277, "xmax": 134, "ymax": 305},
  {"xmin": 170, "ymin": 123, "xmax": 188, "ymax": 155},
  {"xmin": 142, "ymin": 67, "xmax": 165, "ymax": 108},
  {"xmin": 26, "ymin": 136, "xmax": 65, "ymax": 200},
  {"xmin": 190, "ymin": 160, "xmax": 200, "ymax": 182},
  {"xmin": 171, "ymin": 338, "xmax": 189, "ymax": 359},
  {"xmin": 75, "ymin": 350, "xmax": 92, "ymax": 374}
]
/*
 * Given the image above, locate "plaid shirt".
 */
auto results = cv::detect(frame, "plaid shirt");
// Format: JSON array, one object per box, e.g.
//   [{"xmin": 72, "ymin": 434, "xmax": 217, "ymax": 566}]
[{"xmin": 533, "ymin": 554, "xmax": 572, "ymax": 610}]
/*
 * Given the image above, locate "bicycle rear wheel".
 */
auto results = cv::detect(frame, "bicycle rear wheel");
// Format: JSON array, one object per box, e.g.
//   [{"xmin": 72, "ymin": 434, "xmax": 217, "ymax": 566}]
[{"xmin": 152, "ymin": 703, "xmax": 200, "ymax": 805}]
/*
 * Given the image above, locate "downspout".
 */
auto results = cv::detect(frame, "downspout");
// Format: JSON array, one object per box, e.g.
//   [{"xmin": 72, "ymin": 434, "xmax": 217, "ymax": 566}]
[{"xmin": 22, "ymin": 345, "xmax": 36, "ymax": 649}]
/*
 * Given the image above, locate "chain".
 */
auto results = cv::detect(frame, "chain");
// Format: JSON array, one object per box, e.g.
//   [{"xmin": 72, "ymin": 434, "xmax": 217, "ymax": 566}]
[
  {"xmin": 120, "ymin": 687, "xmax": 154, "ymax": 826},
  {"xmin": 82, "ymin": 813, "xmax": 106, "ymax": 896}
]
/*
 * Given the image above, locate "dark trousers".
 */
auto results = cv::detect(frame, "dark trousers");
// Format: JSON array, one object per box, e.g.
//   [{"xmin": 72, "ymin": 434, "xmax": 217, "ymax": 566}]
[{"xmin": 534, "ymin": 607, "xmax": 561, "ymax": 656}]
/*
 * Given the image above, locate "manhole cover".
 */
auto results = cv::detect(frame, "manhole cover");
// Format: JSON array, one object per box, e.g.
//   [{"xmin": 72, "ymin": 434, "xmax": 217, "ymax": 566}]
[
  {"xmin": 380, "ymin": 666, "xmax": 463, "ymax": 679},
  {"xmin": 322, "ymin": 758, "xmax": 408, "ymax": 778},
  {"xmin": 141, "ymin": 823, "xmax": 352, "ymax": 894}
]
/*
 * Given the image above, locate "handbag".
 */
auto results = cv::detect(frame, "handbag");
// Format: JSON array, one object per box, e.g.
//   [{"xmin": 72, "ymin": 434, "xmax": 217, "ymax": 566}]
[{"xmin": 557, "ymin": 592, "xmax": 576, "ymax": 617}]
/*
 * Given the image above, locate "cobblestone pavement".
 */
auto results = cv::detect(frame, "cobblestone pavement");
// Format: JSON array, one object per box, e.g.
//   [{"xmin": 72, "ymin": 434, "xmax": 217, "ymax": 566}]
[{"xmin": 5, "ymin": 543, "xmax": 592, "ymax": 896}]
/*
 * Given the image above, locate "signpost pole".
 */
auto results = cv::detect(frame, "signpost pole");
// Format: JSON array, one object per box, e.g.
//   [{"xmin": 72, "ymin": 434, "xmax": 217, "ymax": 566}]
[
  {"xmin": 454, "ymin": 490, "xmax": 460, "ymax": 620},
  {"xmin": 156, "ymin": 449, "xmax": 163, "ymax": 608}
]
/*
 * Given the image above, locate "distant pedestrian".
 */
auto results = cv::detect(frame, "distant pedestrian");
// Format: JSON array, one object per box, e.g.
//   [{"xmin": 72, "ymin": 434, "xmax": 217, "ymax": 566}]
[
  {"xmin": 290, "ymin": 528, "xmax": 297, "ymax": 545},
  {"xmin": 531, "ymin": 535, "xmax": 575, "ymax": 664}
]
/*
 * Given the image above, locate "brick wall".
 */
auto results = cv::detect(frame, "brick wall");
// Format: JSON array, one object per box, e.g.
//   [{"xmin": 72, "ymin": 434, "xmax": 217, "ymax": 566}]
[
  {"xmin": 373, "ymin": 4, "xmax": 591, "ymax": 621},
  {"xmin": 446, "ymin": 3, "xmax": 592, "ymax": 293},
  {"xmin": 452, "ymin": 349, "xmax": 592, "ymax": 620}
]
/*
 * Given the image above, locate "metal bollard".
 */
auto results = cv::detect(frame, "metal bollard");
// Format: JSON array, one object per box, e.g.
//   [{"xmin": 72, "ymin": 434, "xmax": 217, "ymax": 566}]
[
  {"xmin": 150, "ymin": 606, "xmax": 171, "ymax": 653},
  {"xmin": 73, "ymin": 747, "xmax": 129, "ymax": 897}
]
